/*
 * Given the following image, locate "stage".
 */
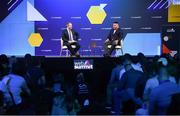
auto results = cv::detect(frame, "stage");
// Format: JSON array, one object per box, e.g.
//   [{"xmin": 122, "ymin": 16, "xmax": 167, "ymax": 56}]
[{"xmin": 0, "ymin": 0, "xmax": 179, "ymax": 61}]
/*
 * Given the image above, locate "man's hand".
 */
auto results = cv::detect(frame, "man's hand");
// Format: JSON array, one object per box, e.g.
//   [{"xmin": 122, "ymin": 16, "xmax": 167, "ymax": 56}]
[
  {"xmin": 105, "ymin": 39, "xmax": 110, "ymax": 43},
  {"xmin": 68, "ymin": 40, "xmax": 76, "ymax": 43},
  {"xmin": 114, "ymin": 40, "xmax": 119, "ymax": 45}
]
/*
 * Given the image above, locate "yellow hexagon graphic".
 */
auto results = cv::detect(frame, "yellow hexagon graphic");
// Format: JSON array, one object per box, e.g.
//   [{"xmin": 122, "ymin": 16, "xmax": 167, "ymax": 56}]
[
  {"xmin": 87, "ymin": 4, "xmax": 107, "ymax": 24},
  {"xmin": 28, "ymin": 33, "xmax": 43, "ymax": 47}
]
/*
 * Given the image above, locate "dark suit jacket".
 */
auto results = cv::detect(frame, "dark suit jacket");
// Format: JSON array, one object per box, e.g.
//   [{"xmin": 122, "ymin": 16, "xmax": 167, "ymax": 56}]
[
  {"xmin": 107, "ymin": 28, "xmax": 123, "ymax": 44},
  {"xmin": 62, "ymin": 29, "xmax": 79, "ymax": 44}
]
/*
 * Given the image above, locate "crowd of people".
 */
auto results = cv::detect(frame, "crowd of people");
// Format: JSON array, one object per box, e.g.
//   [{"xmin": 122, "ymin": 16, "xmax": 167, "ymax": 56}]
[
  {"xmin": 0, "ymin": 54, "xmax": 91, "ymax": 115},
  {"xmin": 107, "ymin": 53, "xmax": 180, "ymax": 115},
  {"xmin": 0, "ymin": 53, "xmax": 180, "ymax": 115}
]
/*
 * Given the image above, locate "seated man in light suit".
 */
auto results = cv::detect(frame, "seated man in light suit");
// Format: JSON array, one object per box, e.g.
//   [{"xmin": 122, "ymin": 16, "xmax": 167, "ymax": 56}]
[
  {"xmin": 62, "ymin": 22, "xmax": 80, "ymax": 57},
  {"xmin": 104, "ymin": 22, "xmax": 123, "ymax": 57}
]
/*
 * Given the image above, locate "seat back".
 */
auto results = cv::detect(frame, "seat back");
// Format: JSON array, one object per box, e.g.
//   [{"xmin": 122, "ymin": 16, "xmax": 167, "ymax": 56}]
[
  {"xmin": 60, "ymin": 38, "xmax": 64, "ymax": 48},
  {"xmin": 121, "ymin": 39, "xmax": 124, "ymax": 47}
]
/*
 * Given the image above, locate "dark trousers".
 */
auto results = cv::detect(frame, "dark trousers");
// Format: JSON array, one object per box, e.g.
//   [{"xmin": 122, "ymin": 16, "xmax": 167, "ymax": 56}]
[
  {"xmin": 113, "ymin": 88, "xmax": 143, "ymax": 114},
  {"xmin": 64, "ymin": 42, "xmax": 80, "ymax": 55},
  {"xmin": 104, "ymin": 40, "xmax": 119, "ymax": 55},
  {"xmin": 106, "ymin": 82, "xmax": 118, "ymax": 105}
]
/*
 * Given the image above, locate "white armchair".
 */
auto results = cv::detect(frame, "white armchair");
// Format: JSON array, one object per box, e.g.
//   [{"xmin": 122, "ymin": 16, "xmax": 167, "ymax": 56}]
[
  {"xmin": 107, "ymin": 39, "xmax": 124, "ymax": 56},
  {"xmin": 60, "ymin": 38, "xmax": 76, "ymax": 56}
]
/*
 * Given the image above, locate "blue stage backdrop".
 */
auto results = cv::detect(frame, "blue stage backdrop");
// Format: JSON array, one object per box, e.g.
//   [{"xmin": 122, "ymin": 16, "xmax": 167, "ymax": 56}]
[{"xmin": 35, "ymin": 0, "xmax": 170, "ymax": 56}]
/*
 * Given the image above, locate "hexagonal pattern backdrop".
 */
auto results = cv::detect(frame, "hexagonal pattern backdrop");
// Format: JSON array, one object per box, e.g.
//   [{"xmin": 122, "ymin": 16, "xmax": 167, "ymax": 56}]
[
  {"xmin": 28, "ymin": 33, "xmax": 43, "ymax": 47},
  {"xmin": 87, "ymin": 4, "xmax": 107, "ymax": 24}
]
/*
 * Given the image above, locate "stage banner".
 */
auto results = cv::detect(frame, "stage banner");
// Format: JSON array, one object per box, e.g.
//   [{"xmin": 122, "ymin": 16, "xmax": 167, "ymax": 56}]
[
  {"xmin": 34, "ymin": 0, "xmax": 172, "ymax": 56},
  {"xmin": 162, "ymin": 25, "xmax": 180, "ymax": 58}
]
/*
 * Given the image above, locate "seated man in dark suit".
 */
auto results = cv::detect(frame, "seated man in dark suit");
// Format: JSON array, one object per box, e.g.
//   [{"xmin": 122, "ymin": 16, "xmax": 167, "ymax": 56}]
[
  {"xmin": 104, "ymin": 22, "xmax": 123, "ymax": 57},
  {"xmin": 62, "ymin": 22, "xmax": 80, "ymax": 57}
]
